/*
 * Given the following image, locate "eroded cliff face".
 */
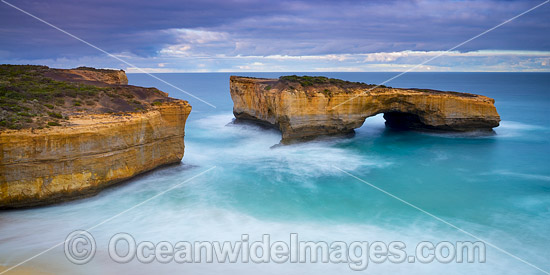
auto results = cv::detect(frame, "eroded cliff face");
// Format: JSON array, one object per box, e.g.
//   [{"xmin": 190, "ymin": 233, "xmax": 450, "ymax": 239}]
[
  {"xmin": 0, "ymin": 66, "xmax": 191, "ymax": 208},
  {"xmin": 0, "ymin": 101, "xmax": 190, "ymax": 208},
  {"xmin": 230, "ymin": 76, "xmax": 500, "ymax": 143}
]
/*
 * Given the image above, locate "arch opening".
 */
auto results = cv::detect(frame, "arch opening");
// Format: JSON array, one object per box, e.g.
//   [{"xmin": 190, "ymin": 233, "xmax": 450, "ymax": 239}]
[{"xmin": 382, "ymin": 111, "xmax": 428, "ymax": 130}]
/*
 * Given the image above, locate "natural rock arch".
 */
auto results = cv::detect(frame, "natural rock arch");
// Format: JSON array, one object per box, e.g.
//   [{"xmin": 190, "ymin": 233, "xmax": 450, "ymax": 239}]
[{"xmin": 230, "ymin": 76, "xmax": 500, "ymax": 143}]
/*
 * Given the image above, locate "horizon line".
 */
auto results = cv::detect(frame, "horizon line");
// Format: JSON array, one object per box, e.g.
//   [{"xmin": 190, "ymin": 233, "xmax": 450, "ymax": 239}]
[{"xmin": 124, "ymin": 70, "xmax": 550, "ymax": 74}]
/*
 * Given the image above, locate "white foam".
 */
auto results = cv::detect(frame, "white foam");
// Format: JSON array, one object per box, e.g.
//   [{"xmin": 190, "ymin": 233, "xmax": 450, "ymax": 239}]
[
  {"xmin": 1, "ymin": 204, "xmax": 544, "ymax": 275},
  {"xmin": 185, "ymin": 113, "xmax": 391, "ymax": 178},
  {"xmin": 493, "ymin": 120, "xmax": 547, "ymax": 138},
  {"xmin": 487, "ymin": 170, "xmax": 550, "ymax": 182}
]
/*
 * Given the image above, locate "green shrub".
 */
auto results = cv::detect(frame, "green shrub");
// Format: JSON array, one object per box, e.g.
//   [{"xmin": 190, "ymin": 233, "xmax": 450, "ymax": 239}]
[
  {"xmin": 106, "ymin": 91, "xmax": 117, "ymax": 98},
  {"xmin": 47, "ymin": 121, "xmax": 61, "ymax": 126},
  {"xmin": 6, "ymin": 105, "xmax": 21, "ymax": 112},
  {"xmin": 321, "ymin": 89, "xmax": 332, "ymax": 96},
  {"xmin": 279, "ymin": 75, "xmax": 368, "ymax": 88},
  {"xmin": 8, "ymin": 123, "xmax": 20, "ymax": 129},
  {"xmin": 44, "ymin": 103, "xmax": 55, "ymax": 109},
  {"xmin": 48, "ymin": 112, "xmax": 63, "ymax": 119},
  {"xmin": 17, "ymin": 112, "xmax": 32, "ymax": 117}
]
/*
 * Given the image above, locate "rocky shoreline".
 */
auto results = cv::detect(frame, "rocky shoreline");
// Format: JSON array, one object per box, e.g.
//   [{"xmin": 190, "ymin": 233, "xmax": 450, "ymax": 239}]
[{"xmin": 0, "ymin": 66, "xmax": 191, "ymax": 208}]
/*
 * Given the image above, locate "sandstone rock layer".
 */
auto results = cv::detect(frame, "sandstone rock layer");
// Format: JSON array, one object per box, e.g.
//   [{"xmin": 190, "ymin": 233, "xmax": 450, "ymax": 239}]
[
  {"xmin": 0, "ymin": 101, "xmax": 191, "ymax": 208},
  {"xmin": 0, "ymin": 66, "xmax": 191, "ymax": 208},
  {"xmin": 230, "ymin": 76, "xmax": 500, "ymax": 143}
]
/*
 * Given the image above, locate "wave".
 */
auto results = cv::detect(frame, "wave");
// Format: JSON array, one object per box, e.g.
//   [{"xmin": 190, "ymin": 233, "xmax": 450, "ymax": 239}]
[
  {"xmin": 186, "ymin": 113, "xmax": 391, "ymax": 179},
  {"xmin": 1, "ymin": 203, "xmax": 546, "ymax": 275},
  {"xmin": 493, "ymin": 120, "xmax": 547, "ymax": 138},
  {"xmin": 486, "ymin": 170, "xmax": 550, "ymax": 182}
]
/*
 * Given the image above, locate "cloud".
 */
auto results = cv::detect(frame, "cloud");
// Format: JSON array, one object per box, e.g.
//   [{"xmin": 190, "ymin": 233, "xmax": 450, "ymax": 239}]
[
  {"xmin": 1, "ymin": 0, "xmax": 549, "ymax": 71},
  {"xmin": 165, "ymin": 29, "xmax": 229, "ymax": 44},
  {"xmin": 4, "ymin": 49, "xmax": 549, "ymax": 72}
]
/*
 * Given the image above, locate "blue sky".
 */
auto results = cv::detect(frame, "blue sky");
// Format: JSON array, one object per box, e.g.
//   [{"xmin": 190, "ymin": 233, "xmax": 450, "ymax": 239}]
[{"xmin": 1, "ymin": 0, "xmax": 549, "ymax": 72}]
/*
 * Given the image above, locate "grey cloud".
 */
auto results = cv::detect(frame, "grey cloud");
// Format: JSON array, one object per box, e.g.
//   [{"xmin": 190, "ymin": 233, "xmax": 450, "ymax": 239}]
[{"xmin": 0, "ymin": 0, "xmax": 549, "ymax": 64}]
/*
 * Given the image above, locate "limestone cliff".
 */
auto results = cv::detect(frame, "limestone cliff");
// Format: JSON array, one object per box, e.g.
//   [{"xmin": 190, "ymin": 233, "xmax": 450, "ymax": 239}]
[
  {"xmin": 0, "ymin": 65, "xmax": 191, "ymax": 208},
  {"xmin": 230, "ymin": 76, "xmax": 500, "ymax": 143},
  {"xmin": 48, "ymin": 66, "xmax": 129, "ymax": 85}
]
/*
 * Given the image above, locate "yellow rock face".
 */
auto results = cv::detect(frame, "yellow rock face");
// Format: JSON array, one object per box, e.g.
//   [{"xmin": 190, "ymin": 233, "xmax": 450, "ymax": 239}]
[
  {"xmin": 0, "ymin": 101, "xmax": 191, "ymax": 208},
  {"xmin": 230, "ymin": 76, "xmax": 500, "ymax": 143}
]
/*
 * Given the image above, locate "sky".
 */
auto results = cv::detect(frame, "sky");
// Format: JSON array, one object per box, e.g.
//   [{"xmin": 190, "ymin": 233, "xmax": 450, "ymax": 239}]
[{"xmin": 1, "ymin": 0, "xmax": 549, "ymax": 72}]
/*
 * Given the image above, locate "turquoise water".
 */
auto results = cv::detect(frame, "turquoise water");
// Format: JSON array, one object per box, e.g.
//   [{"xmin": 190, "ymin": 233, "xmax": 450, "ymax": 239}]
[{"xmin": 0, "ymin": 73, "xmax": 549, "ymax": 274}]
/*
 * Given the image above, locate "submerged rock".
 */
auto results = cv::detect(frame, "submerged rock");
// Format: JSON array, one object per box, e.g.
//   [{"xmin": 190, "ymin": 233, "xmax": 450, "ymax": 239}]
[{"xmin": 230, "ymin": 75, "xmax": 500, "ymax": 144}]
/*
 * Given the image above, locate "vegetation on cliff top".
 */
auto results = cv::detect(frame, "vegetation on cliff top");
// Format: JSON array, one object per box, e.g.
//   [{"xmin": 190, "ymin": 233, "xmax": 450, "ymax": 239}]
[
  {"xmin": 279, "ymin": 75, "xmax": 380, "ymax": 89},
  {"xmin": 276, "ymin": 75, "xmax": 478, "ymax": 98},
  {"xmin": 0, "ymin": 64, "xmax": 171, "ymax": 130},
  {"xmin": 276, "ymin": 75, "xmax": 386, "ymax": 97},
  {"xmin": 73, "ymin": 66, "xmax": 124, "ymax": 73}
]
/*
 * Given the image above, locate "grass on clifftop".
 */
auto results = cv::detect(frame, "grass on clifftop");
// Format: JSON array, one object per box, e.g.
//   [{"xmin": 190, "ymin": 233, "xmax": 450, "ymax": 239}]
[
  {"xmin": 72, "ymin": 66, "xmax": 124, "ymax": 73},
  {"xmin": 279, "ymin": 75, "xmax": 380, "ymax": 88},
  {"xmin": 0, "ymin": 64, "xmax": 166, "ymax": 130},
  {"xmin": 277, "ymin": 75, "xmax": 478, "ymax": 98}
]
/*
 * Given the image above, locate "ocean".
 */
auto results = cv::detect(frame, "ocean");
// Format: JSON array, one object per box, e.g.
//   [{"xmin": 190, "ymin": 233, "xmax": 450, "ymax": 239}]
[{"xmin": 0, "ymin": 72, "xmax": 549, "ymax": 274}]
